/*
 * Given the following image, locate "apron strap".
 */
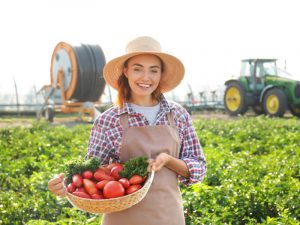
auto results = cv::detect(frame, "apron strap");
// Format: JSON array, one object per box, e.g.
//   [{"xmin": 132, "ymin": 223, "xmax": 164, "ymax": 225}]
[
  {"xmin": 120, "ymin": 113, "xmax": 129, "ymax": 128},
  {"xmin": 167, "ymin": 110, "xmax": 176, "ymax": 127}
]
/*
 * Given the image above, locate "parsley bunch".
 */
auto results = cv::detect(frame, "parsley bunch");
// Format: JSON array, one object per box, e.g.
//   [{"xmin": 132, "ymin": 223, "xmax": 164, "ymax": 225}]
[
  {"xmin": 120, "ymin": 156, "xmax": 149, "ymax": 179},
  {"xmin": 64, "ymin": 157, "xmax": 101, "ymax": 184}
]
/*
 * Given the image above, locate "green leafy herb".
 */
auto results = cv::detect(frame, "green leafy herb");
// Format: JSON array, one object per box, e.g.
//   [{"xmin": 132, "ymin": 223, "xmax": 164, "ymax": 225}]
[
  {"xmin": 64, "ymin": 157, "xmax": 101, "ymax": 184},
  {"xmin": 120, "ymin": 156, "xmax": 149, "ymax": 179}
]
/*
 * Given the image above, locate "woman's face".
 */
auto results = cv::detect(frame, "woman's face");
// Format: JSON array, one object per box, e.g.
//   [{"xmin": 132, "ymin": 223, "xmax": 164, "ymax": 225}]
[{"xmin": 124, "ymin": 54, "xmax": 162, "ymax": 103}]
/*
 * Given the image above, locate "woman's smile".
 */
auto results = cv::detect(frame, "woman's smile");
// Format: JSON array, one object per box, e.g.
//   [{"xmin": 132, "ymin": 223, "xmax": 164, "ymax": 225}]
[{"xmin": 136, "ymin": 83, "xmax": 152, "ymax": 88}]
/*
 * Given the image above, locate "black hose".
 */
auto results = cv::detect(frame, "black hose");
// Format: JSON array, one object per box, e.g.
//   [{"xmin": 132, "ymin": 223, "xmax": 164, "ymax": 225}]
[{"xmin": 72, "ymin": 44, "xmax": 106, "ymax": 101}]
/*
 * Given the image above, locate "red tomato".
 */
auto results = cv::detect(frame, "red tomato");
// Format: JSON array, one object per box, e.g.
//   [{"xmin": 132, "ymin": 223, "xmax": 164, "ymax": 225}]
[
  {"xmin": 129, "ymin": 175, "xmax": 144, "ymax": 185},
  {"xmin": 83, "ymin": 179, "xmax": 99, "ymax": 196},
  {"xmin": 75, "ymin": 187, "xmax": 86, "ymax": 193},
  {"xmin": 91, "ymin": 193, "xmax": 104, "ymax": 199},
  {"xmin": 67, "ymin": 182, "xmax": 76, "ymax": 193},
  {"xmin": 72, "ymin": 174, "xmax": 83, "ymax": 187},
  {"xmin": 94, "ymin": 170, "xmax": 115, "ymax": 181},
  {"xmin": 82, "ymin": 170, "xmax": 93, "ymax": 179},
  {"xmin": 103, "ymin": 181, "xmax": 125, "ymax": 199},
  {"xmin": 118, "ymin": 178, "xmax": 130, "ymax": 189},
  {"xmin": 96, "ymin": 180, "xmax": 109, "ymax": 190},
  {"xmin": 107, "ymin": 162, "xmax": 123, "ymax": 171},
  {"xmin": 126, "ymin": 184, "xmax": 142, "ymax": 195},
  {"xmin": 72, "ymin": 191, "xmax": 91, "ymax": 199},
  {"xmin": 96, "ymin": 166, "xmax": 110, "ymax": 175},
  {"xmin": 110, "ymin": 165, "xmax": 124, "ymax": 180}
]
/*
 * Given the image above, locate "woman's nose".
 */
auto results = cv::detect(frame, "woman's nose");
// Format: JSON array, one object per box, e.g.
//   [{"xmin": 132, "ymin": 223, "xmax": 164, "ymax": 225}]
[{"xmin": 141, "ymin": 71, "xmax": 151, "ymax": 80}]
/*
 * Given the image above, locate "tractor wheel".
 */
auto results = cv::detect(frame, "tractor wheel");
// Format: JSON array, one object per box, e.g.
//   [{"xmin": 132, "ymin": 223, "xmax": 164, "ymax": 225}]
[
  {"xmin": 224, "ymin": 82, "xmax": 248, "ymax": 116},
  {"xmin": 262, "ymin": 88, "xmax": 287, "ymax": 117},
  {"xmin": 252, "ymin": 105, "xmax": 264, "ymax": 115},
  {"xmin": 290, "ymin": 105, "xmax": 300, "ymax": 117}
]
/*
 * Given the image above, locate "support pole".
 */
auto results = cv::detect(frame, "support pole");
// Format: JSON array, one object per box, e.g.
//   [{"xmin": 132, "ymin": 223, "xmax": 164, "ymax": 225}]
[{"xmin": 13, "ymin": 77, "xmax": 20, "ymax": 116}]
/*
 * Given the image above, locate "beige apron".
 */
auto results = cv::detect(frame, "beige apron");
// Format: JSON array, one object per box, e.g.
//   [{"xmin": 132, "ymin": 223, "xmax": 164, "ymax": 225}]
[{"xmin": 101, "ymin": 112, "xmax": 185, "ymax": 225}]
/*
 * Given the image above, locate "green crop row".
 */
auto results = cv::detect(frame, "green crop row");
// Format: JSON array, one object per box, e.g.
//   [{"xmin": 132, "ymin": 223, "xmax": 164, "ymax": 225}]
[
  {"xmin": 0, "ymin": 116, "xmax": 299, "ymax": 224},
  {"xmin": 183, "ymin": 116, "xmax": 300, "ymax": 225}
]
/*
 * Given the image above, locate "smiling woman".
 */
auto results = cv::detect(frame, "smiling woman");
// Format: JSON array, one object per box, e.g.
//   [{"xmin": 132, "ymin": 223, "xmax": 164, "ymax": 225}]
[
  {"xmin": 118, "ymin": 54, "xmax": 162, "ymax": 107},
  {"xmin": 48, "ymin": 36, "xmax": 207, "ymax": 225}
]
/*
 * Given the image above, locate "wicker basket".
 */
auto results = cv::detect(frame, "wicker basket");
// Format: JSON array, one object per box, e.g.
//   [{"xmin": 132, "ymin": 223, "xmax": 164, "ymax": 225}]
[{"xmin": 65, "ymin": 171, "xmax": 154, "ymax": 214}]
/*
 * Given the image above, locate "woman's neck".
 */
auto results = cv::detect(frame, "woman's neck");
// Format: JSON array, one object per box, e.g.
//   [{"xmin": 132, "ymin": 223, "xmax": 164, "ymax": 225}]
[{"xmin": 130, "ymin": 95, "xmax": 158, "ymax": 106}]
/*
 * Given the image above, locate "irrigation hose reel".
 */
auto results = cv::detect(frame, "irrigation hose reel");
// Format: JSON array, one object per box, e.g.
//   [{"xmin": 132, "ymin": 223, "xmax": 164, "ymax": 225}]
[{"xmin": 37, "ymin": 41, "xmax": 106, "ymax": 122}]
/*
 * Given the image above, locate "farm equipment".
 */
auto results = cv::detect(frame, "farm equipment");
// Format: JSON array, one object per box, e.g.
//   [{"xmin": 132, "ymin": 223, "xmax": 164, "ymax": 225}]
[
  {"xmin": 37, "ymin": 42, "xmax": 106, "ymax": 122},
  {"xmin": 224, "ymin": 59, "xmax": 300, "ymax": 117}
]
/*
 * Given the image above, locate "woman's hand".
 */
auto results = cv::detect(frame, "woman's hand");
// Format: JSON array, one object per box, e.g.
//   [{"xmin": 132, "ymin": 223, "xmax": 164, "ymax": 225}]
[
  {"xmin": 48, "ymin": 173, "xmax": 66, "ymax": 197},
  {"xmin": 148, "ymin": 153, "xmax": 170, "ymax": 172},
  {"xmin": 148, "ymin": 153, "xmax": 190, "ymax": 178}
]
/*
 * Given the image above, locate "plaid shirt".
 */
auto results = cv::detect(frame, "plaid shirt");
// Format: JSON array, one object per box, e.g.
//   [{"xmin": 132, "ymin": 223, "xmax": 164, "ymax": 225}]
[{"xmin": 87, "ymin": 95, "xmax": 206, "ymax": 186}]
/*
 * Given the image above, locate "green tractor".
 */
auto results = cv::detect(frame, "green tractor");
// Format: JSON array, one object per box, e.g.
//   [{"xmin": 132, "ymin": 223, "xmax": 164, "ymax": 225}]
[{"xmin": 224, "ymin": 59, "xmax": 300, "ymax": 117}]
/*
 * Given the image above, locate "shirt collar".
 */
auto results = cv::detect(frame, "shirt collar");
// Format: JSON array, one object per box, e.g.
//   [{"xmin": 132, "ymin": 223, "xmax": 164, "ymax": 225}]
[{"xmin": 117, "ymin": 94, "xmax": 173, "ymax": 116}]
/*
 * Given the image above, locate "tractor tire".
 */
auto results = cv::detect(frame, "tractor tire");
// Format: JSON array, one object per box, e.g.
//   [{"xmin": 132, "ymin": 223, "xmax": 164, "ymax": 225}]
[
  {"xmin": 262, "ymin": 88, "xmax": 287, "ymax": 117},
  {"xmin": 252, "ymin": 105, "xmax": 264, "ymax": 115},
  {"xmin": 224, "ymin": 82, "xmax": 248, "ymax": 116},
  {"xmin": 290, "ymin": 105, "xmax": 300, "ymax": 117}
]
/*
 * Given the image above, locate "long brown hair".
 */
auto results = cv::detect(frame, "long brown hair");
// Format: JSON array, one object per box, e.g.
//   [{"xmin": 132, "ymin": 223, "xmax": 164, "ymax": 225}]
[{"xmin": 115, "ymin": 57, "xmax": 163, "ymax": 108}]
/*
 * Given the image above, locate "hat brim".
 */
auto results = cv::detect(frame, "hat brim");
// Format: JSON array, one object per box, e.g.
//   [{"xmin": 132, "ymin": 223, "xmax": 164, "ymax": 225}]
[{"xmin": 103, "ymin": 52, "xmax": 185, "ymax": 93}]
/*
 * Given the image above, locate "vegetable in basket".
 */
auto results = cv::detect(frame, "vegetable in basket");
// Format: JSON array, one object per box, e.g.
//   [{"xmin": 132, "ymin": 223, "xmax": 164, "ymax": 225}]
[{"xmin": 64, "ymin": 156, "xmax": 149, "ymax": 199}]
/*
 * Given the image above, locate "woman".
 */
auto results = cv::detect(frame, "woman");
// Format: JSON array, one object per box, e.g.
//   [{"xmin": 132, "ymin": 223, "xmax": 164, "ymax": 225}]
[{"xmin": 48, "ymin": 36, "xmax": 206, "ymax": 225}]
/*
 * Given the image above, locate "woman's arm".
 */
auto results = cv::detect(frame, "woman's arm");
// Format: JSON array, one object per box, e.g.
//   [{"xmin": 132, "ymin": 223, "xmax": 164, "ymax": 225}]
[
  {"xmin": 179, "ymin": 110, "xmax": 207, "ymax": 185},
  {"xmin": 150, "ymin": 102, "xmax": 207, "ymax": 185},
  {"xmin": 148, "ymin": 153, "xmax": 190, "ymax": 178}
]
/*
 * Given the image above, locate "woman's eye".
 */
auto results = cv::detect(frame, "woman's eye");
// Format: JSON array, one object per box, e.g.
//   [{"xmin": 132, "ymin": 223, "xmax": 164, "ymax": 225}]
[
  {"xmin": 133, "ymin": 67, "xmax": 141, "ymax": 72},
  {"xmin": 151, "ymin": 69, "xmax": 158, "ymax": 73}
]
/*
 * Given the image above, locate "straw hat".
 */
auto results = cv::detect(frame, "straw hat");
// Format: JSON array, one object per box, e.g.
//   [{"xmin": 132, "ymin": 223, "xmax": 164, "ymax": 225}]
[{"xmin": 103, "ymin": 36, "xmax": 185, "ymax": 93}]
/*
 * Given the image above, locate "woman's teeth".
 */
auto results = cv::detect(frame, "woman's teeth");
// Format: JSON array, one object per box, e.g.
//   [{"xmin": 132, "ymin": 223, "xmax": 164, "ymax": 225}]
[{"xmin": 138, "ymin": 83, "xmax": 151, "ymax": 88}]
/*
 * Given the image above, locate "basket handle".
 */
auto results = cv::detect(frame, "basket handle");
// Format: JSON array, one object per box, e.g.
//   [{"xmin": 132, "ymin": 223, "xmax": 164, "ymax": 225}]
[{"xmin": 148, "ymin": 170, "xmax": 155, "ymax": 185}]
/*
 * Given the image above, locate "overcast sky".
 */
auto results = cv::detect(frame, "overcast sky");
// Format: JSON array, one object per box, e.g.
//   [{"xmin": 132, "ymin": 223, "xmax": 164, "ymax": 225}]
[{"xmin": 1, "ymin": 0, "xmax": 300, "ymax": 102}]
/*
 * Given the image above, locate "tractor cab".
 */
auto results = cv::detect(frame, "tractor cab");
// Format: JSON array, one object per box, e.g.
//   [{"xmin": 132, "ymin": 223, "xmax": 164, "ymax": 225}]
[
  {"xmin": 241, "ymin": 59, "xmax": 278, "ymax": 77},
  {"xmin": 240, "ymin": 59, "xmax": 277, "ymax": 91}
]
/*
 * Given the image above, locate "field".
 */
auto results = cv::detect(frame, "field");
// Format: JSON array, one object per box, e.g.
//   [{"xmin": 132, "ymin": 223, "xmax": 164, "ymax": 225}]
[{"xmin": 0, "ymin": 115, "xmax": 299, "ymax": 225}]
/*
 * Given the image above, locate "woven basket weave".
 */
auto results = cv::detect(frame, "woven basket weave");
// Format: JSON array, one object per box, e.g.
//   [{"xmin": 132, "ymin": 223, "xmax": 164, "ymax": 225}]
[{"xmin": 66, "ymin": 171, "xmax": 154, "ymax": 214}]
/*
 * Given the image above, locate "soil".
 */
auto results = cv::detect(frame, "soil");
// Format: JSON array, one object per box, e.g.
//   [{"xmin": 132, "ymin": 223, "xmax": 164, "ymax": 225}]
[{"xmin": 0, "ymin": 115, "xmax": 93, "ymax": 129}]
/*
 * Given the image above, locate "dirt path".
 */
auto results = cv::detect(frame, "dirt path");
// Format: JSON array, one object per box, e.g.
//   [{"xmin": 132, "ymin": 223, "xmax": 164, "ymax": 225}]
[{"xmin": 0, "ymin": 116, "xmax": 92, "ymax": 129}]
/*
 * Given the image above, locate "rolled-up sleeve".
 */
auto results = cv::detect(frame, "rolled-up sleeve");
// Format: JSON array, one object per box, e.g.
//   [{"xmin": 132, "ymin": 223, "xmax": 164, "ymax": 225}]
[{"xmin": 179, "ymin": 113, "xmax": 206, "ymax": 186}]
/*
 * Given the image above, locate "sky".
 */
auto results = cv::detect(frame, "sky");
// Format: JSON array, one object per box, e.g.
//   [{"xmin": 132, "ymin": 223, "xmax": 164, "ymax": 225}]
[{"xmin": 1, "ymin": 0, "xmax": 300, "ymax": 103}]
